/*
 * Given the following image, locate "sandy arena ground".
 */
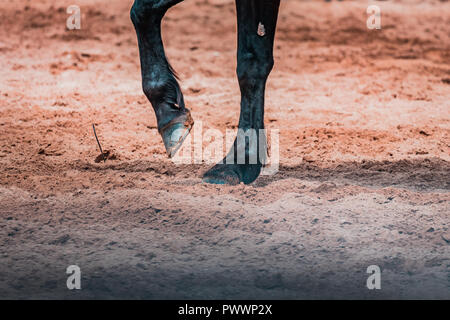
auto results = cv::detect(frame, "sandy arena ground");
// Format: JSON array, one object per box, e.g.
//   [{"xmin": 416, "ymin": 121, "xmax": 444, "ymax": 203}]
[{"xmin": 0, "ymin": 0, "xmax": 449, "ymax": 299}]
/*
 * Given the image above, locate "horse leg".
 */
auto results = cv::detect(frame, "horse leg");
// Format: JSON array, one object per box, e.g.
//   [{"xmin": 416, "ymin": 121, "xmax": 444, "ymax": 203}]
[
  {"xmin": 203, "ymin": 0, "xmax": 280, "ymax": 185},
  {"xmin": 130, "ymin": 0, "xmax": 193, "ymax": 158}
]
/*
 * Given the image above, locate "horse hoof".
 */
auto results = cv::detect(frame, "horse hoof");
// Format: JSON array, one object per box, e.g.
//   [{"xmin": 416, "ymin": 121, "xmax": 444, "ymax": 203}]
[
  {"xmin": 202, "ymin": 167, "xmax": 241, "ymax": 185},
  {"xmin": 202, "ymin": 163, "xmax": 261, "ymax": 185},
  {"xmin": 202, "ymin": 170, "xmax": 241, "ymax": 186},
  {"xmin": 159, "ymin": 110, "xmax": 194, "ymax": 158}
]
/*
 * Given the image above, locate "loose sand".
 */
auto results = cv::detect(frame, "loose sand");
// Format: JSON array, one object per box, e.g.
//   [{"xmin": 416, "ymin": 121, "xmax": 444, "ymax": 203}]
[{"xmin": 0, "ymin": 0, "xmax": 449, "ymax": 299}]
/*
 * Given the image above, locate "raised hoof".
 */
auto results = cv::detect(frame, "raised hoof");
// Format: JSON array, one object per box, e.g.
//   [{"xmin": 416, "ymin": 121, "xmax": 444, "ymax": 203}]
[{"xmin": 159, "ymin": 110, "xmax": 194, "ymax": 158}]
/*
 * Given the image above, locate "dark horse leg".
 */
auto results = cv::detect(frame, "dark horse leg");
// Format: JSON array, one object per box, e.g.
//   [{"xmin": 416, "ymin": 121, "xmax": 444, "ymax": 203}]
[
  {"xmin": 130, "ymin": 0, "xmax": 193, "ymax": 158},
  {"xmin": 203, "ymin": 0, "xmax": 280, "ymax": 185}
]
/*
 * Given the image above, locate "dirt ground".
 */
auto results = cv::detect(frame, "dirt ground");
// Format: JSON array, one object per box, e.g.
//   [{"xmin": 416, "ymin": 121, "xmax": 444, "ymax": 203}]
[{"xmin": 0, "ymin": 0, "xmax": 449, "ymax": 299}]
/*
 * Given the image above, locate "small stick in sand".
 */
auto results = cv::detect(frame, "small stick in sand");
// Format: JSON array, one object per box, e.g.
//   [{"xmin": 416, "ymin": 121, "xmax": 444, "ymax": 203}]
[{"xmin": 92, "ymin": 124, "xmax": 106, "ymax": 163}]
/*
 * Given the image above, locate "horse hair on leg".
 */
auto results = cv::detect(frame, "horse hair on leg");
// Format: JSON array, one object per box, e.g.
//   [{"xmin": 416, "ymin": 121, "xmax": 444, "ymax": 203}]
[{"xmin": 203, "ymin": 0, "xmax": 281, "ymax": 185}]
